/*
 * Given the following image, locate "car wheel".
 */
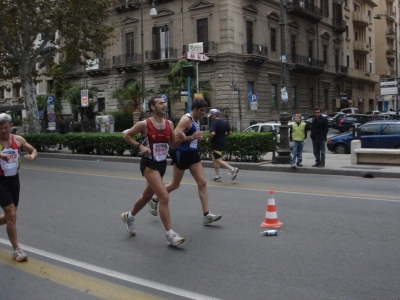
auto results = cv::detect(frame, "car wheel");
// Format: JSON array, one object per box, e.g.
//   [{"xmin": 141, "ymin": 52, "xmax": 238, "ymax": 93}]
[
  {"xmin": 395, "ymin": 145, "xmax": 400, "ymax": 149},
  {"xmin": 335, "ymin": 144, "xmax": 348, "ymax": 154}
]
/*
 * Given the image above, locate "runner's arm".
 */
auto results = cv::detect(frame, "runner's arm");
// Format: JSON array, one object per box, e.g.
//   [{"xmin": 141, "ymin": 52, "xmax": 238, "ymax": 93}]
[{"xmin": 16, "ymin": 136, "xmax": 37, "ymax": 161}]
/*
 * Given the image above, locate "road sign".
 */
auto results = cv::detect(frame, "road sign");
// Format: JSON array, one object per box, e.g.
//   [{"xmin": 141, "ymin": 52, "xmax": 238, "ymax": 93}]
[
  {"xmin": 47, "ymin": 113, "xmax": 56, "ymax": 122},
  {"xmin": 281, "ymin": 87, "xmax": 288, "ymax": 103},
  {"xmin": 381, "ymin": 87, "xmax": 398, "ymax": 95},
  {"xmin": 185, "ymin": 52, "xmax": 209, "ymax": 61},
  {"xmin": 81, "ymin": 90, "xmax": 89, "ymax": 107},
  {"xmin": 250, "ymin": 94, "xmax": 258, "ymax": 102},
  {"xmin": 46, "ymin": 95, "xmax": 55, "ymax": 105},
  {"xmin": 380, "ymin": 81, "xmax": 398, "ymax": 86},
  {"xmin": 160, "ymin": 94, "xmax": 168, "ymax": 101},
  {"xmin": 48, "ymin": 122, "xmax": 56, "ymax": 130},
  {"xmin": 250, "ymin": 101, "xmax": 258, "ymax": 110},
  {"xmin": 188, "ymin": 42, "xmax": 204, "ymax": 54}
]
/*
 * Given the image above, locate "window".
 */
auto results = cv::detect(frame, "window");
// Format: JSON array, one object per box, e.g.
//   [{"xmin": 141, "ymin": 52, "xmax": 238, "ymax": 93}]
[
  {"xmin": 291, "ymin": 86, "xmax": 297, "ymax": 109},
  {"xmin": 125, "ymin": 32, "xmax": 134, "ymax": 59},
  {"xmin": 321, "ymin": 0, "xmax": 329, "ymax": 17},
  {"xmin": 197, "ymin": 19, "xmax": 209, "ymax": 53},
  {"xmin": 354, "ymin": 4, "xmax": 359, "ymax": 11},
  {"xmin": 346, "ymin": 55, "xmax": 350, "ymax": 67},
  {"xmin": 360, "ymin": 124, "xmax": 379, "ymax": 135},
  {"xmin": 271, "ymin": 28, "xmax": 277, "ymax": 52},
  {"xmin": 14, "ymin": 87, "xmax": 20, "ymax": 98},
  {"xmin": 367, "ymin": 10, "xmax": 371, "ymax": 22},
  {"xmin": 369, "ymin": 61, "xmax": 372, "ymax": 73},
  {"xmin": 0, "ymin": 88, "xmax": 4, "ymax": 99},
  {"xmin": 368, "ymin": 37, "xmax": 372, "ymax": 48},
  {"xmin": 354, "ymin": 32, "xmax": 358, "ymax": 41},
  {"xmin": 356, "ymin": 59, "xmax": 360, "ymax": 70},
  {"xmin": 291, "ymin": 35, "xmax": 296, "ymax": 61},
  {"xmin": 335, "ymin": 49, "xmax": 339, "ymax": 71},
  {"xmin": 381, "ymin": 124, "xmax": 400, "ymax": 135},
  {"xmin": 324, "ymin": 89, "xmax": 328, "ymax": 109},
  {"xmin": 246, "ymin": 21, "xmax": 253, "ymax": 54},
  {"xmin": 343, "ymin": 0, "xmax": 347, "ymax": 7},
  {"xmin": 247, "ymin": 81, "xmax": 254, "ymax": 107},
  {"xmin": 308, "ymin": 88, "xmax": 314, "ymax": 109},
  {"xmin": 152, "ymin": 26, "xmax": 170, "ymax": 59},
  {"xmin": 345, "ymin": 26, "xmax": 349, "ymax": 39},
  {"xmin": 98, "ymin": 98, "xmax": 105, "ymax": 112},
  {"xmin": 308, "ymin": 40, "xmax": 313, "ymax": 58},
  {"xmin": 271, "ymin": 84, "xmax": 277, "ymax": 108},
  {"xmin": 323, "ymin": 45, "xmax": 328, "ymax": 64}
]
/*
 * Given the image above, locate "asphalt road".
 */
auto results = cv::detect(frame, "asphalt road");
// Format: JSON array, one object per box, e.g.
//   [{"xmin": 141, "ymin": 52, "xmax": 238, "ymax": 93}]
[{"xmin": 0, "ymin": 157, "xmax": 399, "ymax": 300}]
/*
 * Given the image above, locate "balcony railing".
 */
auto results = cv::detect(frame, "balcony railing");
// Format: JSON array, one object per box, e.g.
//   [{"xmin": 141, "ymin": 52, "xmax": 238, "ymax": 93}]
[
  {"xmin": 286, "ymin": 0, "xmax": 322, "ymax": 23},
  {"xmin": 347, "ymin": 68, "xmax": 380, "ymax": 82},
  {"xmin": 332, "ymin": 19, "xmax": 346, "ymax": 33},
  {"xmin": 243, "ymin": 43, "xmax": 268, "ymax": 56},
  {"xmin": 146, "ymin": 47, "xmax": 178, "ymax": 61},
  {"xmin": 112, "ymin": 53, "xmax": 142, "ymax": 67},
  {"xmin": 386, "ymin": 28, "xmax": 396, "ymax": 38},
  {"xmin": 386, "ymin": 49, "xmax": 396, "ymax": 57},
  {"xmin": 335, "ymin": 65, "xmax": 348, "ymax": 74},
  {"xmin": 289, "ymin": 54, "xmax": 324, "ymax": 68}
]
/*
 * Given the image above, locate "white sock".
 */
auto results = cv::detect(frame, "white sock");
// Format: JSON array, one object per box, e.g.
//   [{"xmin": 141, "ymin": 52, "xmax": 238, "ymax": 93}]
[
  {"xmin": 166, "ymin": 229, "xmax": 174, "ymax": 237},
  {"xmin": 128, "ymin": 212, "xmax": 134, "ymax": 220},
  {"xmin": 230, "ymin": 167, "xmax": 235, "ymax": 172}
]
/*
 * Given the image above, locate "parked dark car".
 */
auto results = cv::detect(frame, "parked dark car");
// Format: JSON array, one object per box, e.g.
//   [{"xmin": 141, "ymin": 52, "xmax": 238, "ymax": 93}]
[
  {"xmin": 331, "ymin": 113, "xmax": 371, "ymax": 133},
  {"xmin": 327, "ymin": 120, "xmax": 400, "ymax": 154}
]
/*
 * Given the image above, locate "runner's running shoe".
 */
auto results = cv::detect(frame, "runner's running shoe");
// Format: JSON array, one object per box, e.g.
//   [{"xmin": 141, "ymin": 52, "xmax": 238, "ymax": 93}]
[
  {"xmin": 210, "ymin": 175, "xmax": 221, "ymax": 182},
  {"xmin": 231, "ymin": 168, "xmax": 239, "ymax": 180},
  {"xmin": 12, "ymin": 248, "xmax": 28, "ymax": 262},
  {"xmin": 148, "ymin": 196, "xmax": 158, "ymax": 216},
  {"xmin": 121, "ymin": 212, "xmax": 136, "ymax": 235},
  {"xmin": 166, "ymin": 232, "xmax": 185, "ymax": 246},
  {"xmin": 203, "ymin": 212, "xmax": 222, "ymax": 225}
]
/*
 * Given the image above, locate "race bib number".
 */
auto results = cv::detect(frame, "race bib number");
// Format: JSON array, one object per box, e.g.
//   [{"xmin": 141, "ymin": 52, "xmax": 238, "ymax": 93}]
[
  {"xmin": 153, "ymin": 143, "xmax": 169, "ymax": 162},
  {"xmin": 190, "ymin": 139, "xmax": 198, "ymax": 148},
  {"xmin": 0, "ymin": 149, "xmax": 19, "ymax": 176}
]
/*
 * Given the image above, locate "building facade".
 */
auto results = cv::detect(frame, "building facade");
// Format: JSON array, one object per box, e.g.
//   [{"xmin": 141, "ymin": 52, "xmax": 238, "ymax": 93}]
[{"xmin": 0, "ymin": 0, "xmax": 383, "ymax": 130}]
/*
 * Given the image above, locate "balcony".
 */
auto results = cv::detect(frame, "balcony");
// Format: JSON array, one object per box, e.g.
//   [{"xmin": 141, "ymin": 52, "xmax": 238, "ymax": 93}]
[
  {"xmin": 386, "ymin": 49, "xmax": 396, "ymax": 59},
  {"xmin": 364, "ymin": 0, "xmax": 378, "ymax": 6},
  {"xmin": 353, "ymin": 41, "xmax": 370, "ymax": 55},
  {"xmin": 286, "ymin": 0, "xmax": 322, "ymax": 23},
  {"xmin": 288, "ymin": 54, "xmax": 324, "ymax": 75},
  {"xmin": 112, "ymin": 0, "xmax": 140, "ymax": 13},
  {"xmin": 86, "ymin": 58, "xmax": 111, "ymax": 76},
  {"xmin": 112, "ymin": 53, "xmax": 142, "ymax": 72},
  {"xmin": 352, "ymin": 12, "xmax": 369, "ymax": 28},
  {"xmin": 63, "ymin": 64, "xmax": 85, "ymax": 78},
  {"xmin": 332, "ymin": 20, "xmax": 346, "ymax": 33},
  {"xmin": 242, "ymin": 43, "xmax": 268, "ymax": 64},
  {"xmin": 334, "ymin": 65, "xmax": 348, "ymax": 78},
  {"xmin": 347, "ymin": 68, "xmax": 380, "ymax": 83},
  {"xmin": 386, "ymin": 28, "xmax": 396, "ymax": 40},
  {"xmin": 183, "ymin": 42, "xmax": 218, "ymax": 54},
  {"xmin": 146, "ymin": 47, "xmax": 178, "ymax": 68}
]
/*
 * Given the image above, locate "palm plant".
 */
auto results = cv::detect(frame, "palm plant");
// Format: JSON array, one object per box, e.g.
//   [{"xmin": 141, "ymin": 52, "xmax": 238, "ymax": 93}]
[{"xmin": 112, "ymin": 80, "xmax": 155, "ymax": 113}]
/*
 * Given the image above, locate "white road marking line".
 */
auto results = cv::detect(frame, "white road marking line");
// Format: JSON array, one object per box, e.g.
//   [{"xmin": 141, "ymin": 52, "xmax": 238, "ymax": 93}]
[{"xmin": 0, "ymin": 238, "xmax": 220, "ymax": 300}]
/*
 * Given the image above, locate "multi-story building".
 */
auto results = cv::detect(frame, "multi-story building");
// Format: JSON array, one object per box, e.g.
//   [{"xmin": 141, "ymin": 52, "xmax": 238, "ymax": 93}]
[
  {"xmin": 373, "ymin": 0, "xmax": 399, "ymax": 112},
  {"xmin": 0, "ymin": 0, "xmax": 382, "ymax": 130}
]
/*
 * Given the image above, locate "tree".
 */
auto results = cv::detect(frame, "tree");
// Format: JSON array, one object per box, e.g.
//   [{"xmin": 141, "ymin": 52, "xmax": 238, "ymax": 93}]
[
  {"xmin": 112, "ymin": 80, "xmax": 156, "ymax": 114},
  {"xmin": 0, "ymin": 0, "xmax": 114, "ymax": 133},
  {"xmin": 162, "ymin": 58, "xmax": 212, "ymax": 106}
]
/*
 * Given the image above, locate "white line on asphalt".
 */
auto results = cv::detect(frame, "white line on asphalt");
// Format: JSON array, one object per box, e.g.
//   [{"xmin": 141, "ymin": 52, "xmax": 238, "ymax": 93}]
[
  {"xmin": 0, "ymin": 238, "xmax": 220, "ymax": 300},
  {"xmin": 23, "ymin": 167, "xmax": 400, "ymax": 203}
]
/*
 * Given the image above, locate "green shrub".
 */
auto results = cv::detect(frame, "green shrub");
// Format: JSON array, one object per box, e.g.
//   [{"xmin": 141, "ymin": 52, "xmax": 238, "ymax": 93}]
[
  {"xmin": 111, "ymin": 111, "xmax": 133, "ymax": 132},
  {"xmin": 23, "ymin": 132, "xmax": 274, "ymax": 161}
]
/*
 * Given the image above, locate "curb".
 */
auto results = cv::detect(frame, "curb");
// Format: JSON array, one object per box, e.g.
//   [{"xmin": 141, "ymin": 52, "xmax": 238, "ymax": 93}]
[{"xmin": 36, "ymin": 152, "xmax": 400, "ymax": 179}]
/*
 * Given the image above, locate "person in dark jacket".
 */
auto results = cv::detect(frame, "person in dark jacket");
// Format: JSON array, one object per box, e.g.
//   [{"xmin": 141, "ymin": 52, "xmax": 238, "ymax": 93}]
[
  {"xmin": 310, "ymin": 108, "xmax": 329, "ymax": 167},
  {"xmin": 58, "ymin": 116, "xmax": 68, "ymax": 150}
]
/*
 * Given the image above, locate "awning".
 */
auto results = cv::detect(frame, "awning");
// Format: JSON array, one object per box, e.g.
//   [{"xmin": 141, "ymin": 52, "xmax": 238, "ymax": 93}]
[{"xmin": 0, "ymin": 105, "xmax": 25, "ymax": 112}]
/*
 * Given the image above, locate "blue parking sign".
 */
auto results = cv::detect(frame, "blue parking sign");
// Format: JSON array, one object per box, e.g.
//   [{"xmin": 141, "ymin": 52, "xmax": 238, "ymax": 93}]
[
  {"xmin": 160, "ymin": 94, "xmax": 168, "ymax": 101},
  {"xmin": 46, "ymin": 95, "xmax": 55, "ymax": 105}
]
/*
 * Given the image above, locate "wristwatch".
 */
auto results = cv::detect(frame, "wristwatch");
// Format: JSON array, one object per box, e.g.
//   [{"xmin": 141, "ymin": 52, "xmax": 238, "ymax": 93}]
[{"xmin": 190, "ymin": 135, "xmax": 194, "ymax": 141}]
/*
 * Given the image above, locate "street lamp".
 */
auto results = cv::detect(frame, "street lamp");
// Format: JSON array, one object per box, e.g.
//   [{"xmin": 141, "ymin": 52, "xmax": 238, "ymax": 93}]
[
  {"xmin": 141, "ymin": 1, "xmax": 157, "ymax": 119},
  {"xmin": 374, "ymin": 14, "xmax": 398, "ymax": 119}
]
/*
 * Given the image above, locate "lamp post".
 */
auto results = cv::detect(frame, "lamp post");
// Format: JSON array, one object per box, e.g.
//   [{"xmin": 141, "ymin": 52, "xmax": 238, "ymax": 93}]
[
  {"xmin": 141, "ymin": 1, "xmax": 157, "ymax": 119},
  {"xmin": 276, "ymin": 0, "xmax": 291, "ymax": 164},
  {"xmin": 374, "ymin": 14, "xmax": 398, "ymax": 119}
]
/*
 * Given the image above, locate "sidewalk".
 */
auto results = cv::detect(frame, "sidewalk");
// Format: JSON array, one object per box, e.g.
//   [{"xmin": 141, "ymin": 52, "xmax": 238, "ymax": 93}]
[{"xmin": 36, "ymin": 147, "xmax": 400, "ymax": 179}]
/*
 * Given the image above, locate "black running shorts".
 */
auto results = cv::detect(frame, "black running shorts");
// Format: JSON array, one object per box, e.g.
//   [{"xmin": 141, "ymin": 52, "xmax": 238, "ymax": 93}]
[
  {"xmin": 174, "ymin": 150, "xmax": 201, "ymax": 170},
  {"xmin": 0, "ymin": 174, "xmax": 20, "ymax": 208},
  {"xmin": 140, "ymin": 157, "xmax": 167, "ymax": 177}
]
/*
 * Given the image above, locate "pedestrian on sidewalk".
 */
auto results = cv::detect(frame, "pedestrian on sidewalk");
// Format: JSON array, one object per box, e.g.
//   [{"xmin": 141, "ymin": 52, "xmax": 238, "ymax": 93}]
[
  {"xmin": 0, "ymin": 113, "xmax": 38, "ymax": 262},
  {"xmin": 206, "ymin": 109, "xmax": 239, "ymax": 182},
  {"xmin": 310, "ymin": 108, "xmax": 329, "ymax": 167},
  {"xmin": 120, "ymin": 96, "xmax": 186, "ymax": 246},
  {"xmin": 58, "ymin": 116, "xmax": 68, "ymax": 150},
  {"xmin": 148, "ymin": 99, "xmax": 222, "ymax": 225},
  {"xmin": 290, "ymin": 113, "xmax": 308, "ymax": 167}
]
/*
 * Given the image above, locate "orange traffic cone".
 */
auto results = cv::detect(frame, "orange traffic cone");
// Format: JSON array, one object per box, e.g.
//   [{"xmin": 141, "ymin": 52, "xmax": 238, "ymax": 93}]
[{"xmin": 260, "ymin": 190, "xmax": 282, "ymax": 228}]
